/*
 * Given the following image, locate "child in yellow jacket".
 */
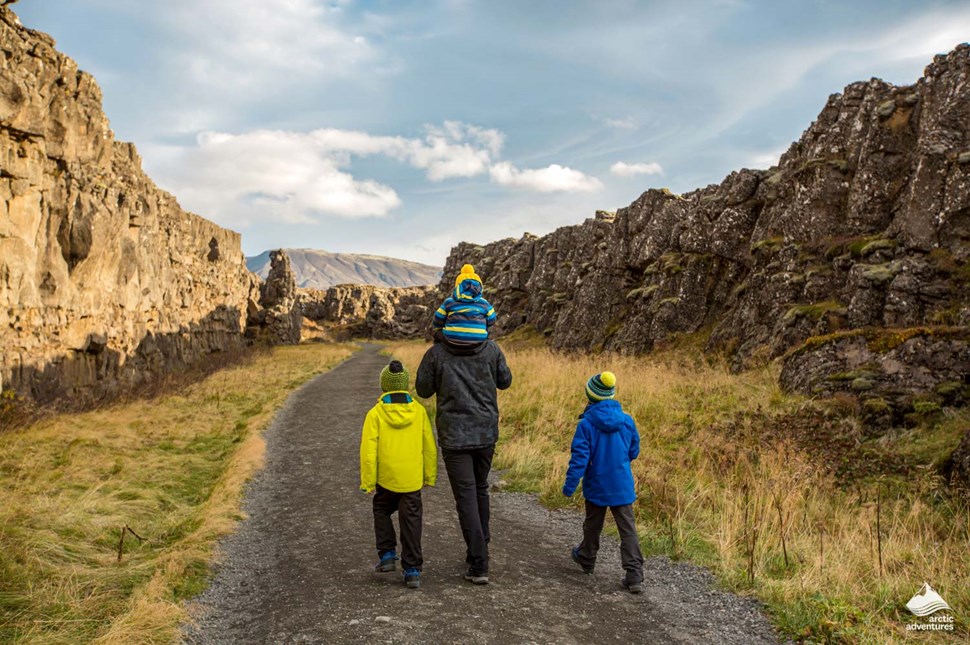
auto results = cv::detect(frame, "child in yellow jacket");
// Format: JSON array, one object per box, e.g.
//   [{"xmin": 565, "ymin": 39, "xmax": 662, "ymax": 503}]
[{"xmin": 360, "ymin": 359, "xmax": 437, "ymax": 589}]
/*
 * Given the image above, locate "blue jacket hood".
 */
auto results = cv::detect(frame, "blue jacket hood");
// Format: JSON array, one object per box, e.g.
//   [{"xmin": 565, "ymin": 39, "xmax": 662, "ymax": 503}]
[
  {"xmin": 581, "ymin": 399, "xmax": 628, "ymax": 433},
  {"xmin": 454, "ymin": 278, "xmax": 483, "ymax": 301}
]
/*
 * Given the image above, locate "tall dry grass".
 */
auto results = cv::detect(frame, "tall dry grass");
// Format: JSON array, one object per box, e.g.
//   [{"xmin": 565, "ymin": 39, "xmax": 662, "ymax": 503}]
[
  {"xmin": 0, "ymin": 343, "xmax": 353, "ymax": 644},
  {"xmin": 387, "ymin": 340, "xmax": 969, "ymax": 643}
]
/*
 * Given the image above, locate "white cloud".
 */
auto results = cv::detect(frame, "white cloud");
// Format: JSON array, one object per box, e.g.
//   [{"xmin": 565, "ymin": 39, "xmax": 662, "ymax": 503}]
[
  {"xmin": 116, "ymin": 0, "xmax": 390, "ymax": 135},
  {"xmin": 151, "ymin": 121, "xmax": 593, "ymax": 226},
  {"xmin": 157, "ymin": 130, "xmax": 401, "ymax": 224},
  {"xmin": 402, "ymin": 122, "xmax": 504, "ymax": 181},
  {"xmin": 490, "ymin": 162, "xmax": 603, "ymax": 193},
  {"xmin": 300, "ymin": 121, "xmax": 504, "ymax": 181},
  {"xmin": 162, "ymin": 0, "xmax": 375, "ymax": 88},
  {"xmin": 603, "ymin": 116, "xmax": 637, "ymax": 129},
  {"xmin": 610, "ymin": 161, "xmax": 664, "ymax": 177}
]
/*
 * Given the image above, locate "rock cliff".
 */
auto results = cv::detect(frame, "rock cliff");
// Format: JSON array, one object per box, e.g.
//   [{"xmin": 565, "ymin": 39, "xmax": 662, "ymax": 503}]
[
  {"xmin": 300, "ymin": 284, "xmax": 435, "ymax": 339},
  {"xmin": 0, "ymin": 8, "xmax": 278, "ymax": 404},
  {"xmin": 439, "ymin": 46, "xmax": 969, "ymax": 416},
  {"xmin": 246, "ymin": 250, "xmax": 302, "ymax": 345}
]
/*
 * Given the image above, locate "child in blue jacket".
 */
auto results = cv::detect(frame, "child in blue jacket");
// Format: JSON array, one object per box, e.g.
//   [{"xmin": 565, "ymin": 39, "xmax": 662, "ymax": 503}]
[
  {"xmin": 432, "ymin": 264, "xmax": 497, "ymax": 348},
  {"xmin": 562, "ymin": 371, "xmax": 645, "ymax": 593}
]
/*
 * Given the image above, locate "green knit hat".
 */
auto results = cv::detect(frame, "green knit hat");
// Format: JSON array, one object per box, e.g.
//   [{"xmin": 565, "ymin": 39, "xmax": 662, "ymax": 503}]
[
  {"xmin": 380, "ymin": 360, "xmax": 409, "ymax": 392},
  {"xmin": 586, "ymin": 371, "xmax": 616, "ymax": 402}
]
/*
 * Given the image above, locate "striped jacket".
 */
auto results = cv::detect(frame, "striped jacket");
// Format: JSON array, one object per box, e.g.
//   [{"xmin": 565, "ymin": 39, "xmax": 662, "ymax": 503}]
[{"xmin": 432, "ymin": 277, "xmax": 497, "ymax": 346}]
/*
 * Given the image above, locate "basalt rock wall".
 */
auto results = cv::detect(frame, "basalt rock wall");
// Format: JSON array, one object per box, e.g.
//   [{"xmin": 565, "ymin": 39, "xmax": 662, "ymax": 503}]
[
  {"xmin": 300, "ymin": 284, "xmax": 436, "ymax": 339},
  {"xmin": 0, "ymin": 8, "xmax": 268, "ymax": 404},
  {"xmin": 441, "ymin": 46, "xmax": 970, "ymax": 382},
  {"xmin": 246, "ymin": 250, "xmax": 302, "ymax": 345}
]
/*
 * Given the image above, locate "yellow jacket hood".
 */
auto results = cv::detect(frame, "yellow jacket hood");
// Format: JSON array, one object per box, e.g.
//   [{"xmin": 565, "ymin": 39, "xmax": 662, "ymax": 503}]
[{"xmin": 374, "ymin": 395, "xmax": 419, "ymax": 429}]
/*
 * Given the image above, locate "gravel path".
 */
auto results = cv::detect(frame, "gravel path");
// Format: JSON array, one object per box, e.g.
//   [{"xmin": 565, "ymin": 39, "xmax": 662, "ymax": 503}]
[{"xmin": 182, "ymin": 344, "xmax": 781, "ymax": 644}]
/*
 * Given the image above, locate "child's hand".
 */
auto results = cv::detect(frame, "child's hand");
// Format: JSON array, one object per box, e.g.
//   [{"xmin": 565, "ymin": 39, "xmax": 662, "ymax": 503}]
[
  {"xmin": 562, "ymin": 485, "xmax": 574, "ymax": 497},
  {"xmin": 360, "ymin": 486, "xmax": 374, "ymax": 494}
]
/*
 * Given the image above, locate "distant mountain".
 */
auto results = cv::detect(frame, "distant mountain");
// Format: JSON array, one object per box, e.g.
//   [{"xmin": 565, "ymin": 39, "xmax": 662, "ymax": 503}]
[{"xmin": 246, "ymin": 248, "xmax": 442, "ymax": 290}]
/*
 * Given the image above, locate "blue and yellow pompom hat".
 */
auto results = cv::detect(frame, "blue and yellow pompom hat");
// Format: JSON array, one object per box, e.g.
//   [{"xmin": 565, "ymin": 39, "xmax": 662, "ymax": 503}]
[
  {"xmin": 453, "ymin": 263, "xmax": 484, "ymax": 301},
  {"xmin": 585, "ymin": 371, "xmax": 616, "ymax": 402}
]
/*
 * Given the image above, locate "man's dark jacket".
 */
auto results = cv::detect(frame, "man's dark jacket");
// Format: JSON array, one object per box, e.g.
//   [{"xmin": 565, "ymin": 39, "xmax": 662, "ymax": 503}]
[{"xmin": 415, "ymin": 340, "xmax": 513, "ymax": 450}]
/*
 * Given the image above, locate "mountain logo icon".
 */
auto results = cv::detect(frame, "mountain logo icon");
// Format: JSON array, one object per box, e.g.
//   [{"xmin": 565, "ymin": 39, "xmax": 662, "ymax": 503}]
[{"xmin": 906, "ymin": 583, "xmax": 951, "ymax": 617}]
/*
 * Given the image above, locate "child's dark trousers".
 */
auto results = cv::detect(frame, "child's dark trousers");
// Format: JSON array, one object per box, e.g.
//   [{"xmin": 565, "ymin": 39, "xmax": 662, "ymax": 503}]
[
  {"xmin": 373, "ymin": 485, "xmax": 423, "ymax": 570},
  {"xmin": 575, "ymin": 500, "xmax": 644, "ymax": 583}
]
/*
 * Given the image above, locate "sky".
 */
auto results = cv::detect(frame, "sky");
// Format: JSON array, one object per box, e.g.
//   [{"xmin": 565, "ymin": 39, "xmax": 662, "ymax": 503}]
[{"xmin": 16, "ymin": 0, "xmax": 970, "ymax": 265}]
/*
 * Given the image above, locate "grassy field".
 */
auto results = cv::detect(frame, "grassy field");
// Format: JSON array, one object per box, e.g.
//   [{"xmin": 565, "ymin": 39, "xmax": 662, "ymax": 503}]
[
  {"xmin": 0, "ymin": 343, "xmax": 354, "ymax": 644},
  {"xmin": 387, "ymin": 339, "xmax": 969, "ymax": 643}
]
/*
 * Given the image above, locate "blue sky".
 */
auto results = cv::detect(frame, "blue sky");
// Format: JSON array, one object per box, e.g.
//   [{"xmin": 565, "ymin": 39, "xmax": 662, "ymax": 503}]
[{"xmin": 17, "ymin": 0, "xmax": 970, "ymax": 265}]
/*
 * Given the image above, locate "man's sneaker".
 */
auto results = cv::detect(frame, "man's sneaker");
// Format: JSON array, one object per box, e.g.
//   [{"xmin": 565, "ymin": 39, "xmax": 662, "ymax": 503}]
[
  {"xmin": 621, "ymin": 578, "xmax": 643, "ymax": 594},
  {"xmin": 375, "ymin": 551, "xmax": 398, "ymax": 572},
  {"xmin": 463, "ymin": 570, "xmax": 489, "ymax": 585},
  {"xmin": 403, "ymin": 567, "xmax": 421, "ymax": 589},
  {"xmin": 571, "ymin": 546, "xmax": 594, "ymax": 574}
]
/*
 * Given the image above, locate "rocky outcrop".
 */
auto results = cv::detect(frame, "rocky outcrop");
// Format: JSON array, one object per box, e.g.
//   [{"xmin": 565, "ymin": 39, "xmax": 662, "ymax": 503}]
[
  {"xmin": 246, "ymin": 250, "xmax": 302, "ymax": 345},
  {"xmin": 779, "ymin": 328, "xmax": 969, "ymax": 426},
  {"xmin": 440, "ymin": 46, "xmax": 970, "ymax": 372},
  {"xmin": 300, "ymin": 285, "xmax": 435, "ymax": 339},
  {"xmin": 0, "ymin": 8, "xmax": 269, "ymax": 404}
]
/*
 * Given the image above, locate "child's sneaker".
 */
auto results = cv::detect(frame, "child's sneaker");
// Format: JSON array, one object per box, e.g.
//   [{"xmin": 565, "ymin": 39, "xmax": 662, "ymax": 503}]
[
  {"xmin": 403, "ymin": 567, "xmax": 421, "ymax": 589},
  {"xmin": 621, "ymin": 577, "xmax": 643, "ymax": 594},
  {"xmin": 375, "ymin": 551, "xmax": 398, "ymax": 572},
  {"xmin": 463, "ymin": 569, "xmax": 489, "ymax": 585},
  {"xmin": 571, "ymin": 545, "xmax": 594, "ymax": 574}
]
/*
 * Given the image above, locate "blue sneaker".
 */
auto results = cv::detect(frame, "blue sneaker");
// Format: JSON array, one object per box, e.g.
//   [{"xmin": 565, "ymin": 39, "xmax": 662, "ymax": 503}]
[
  {"xmin": 572, "ymin": 546, "xmax": 594, "ymax": 574},
  {"xmin": 375, "ymin": 551, "xmax": 398, "ymax": 572},
  {"xmin": 403, "ymin": 567, "xmax": 421, "ymax": 589}
]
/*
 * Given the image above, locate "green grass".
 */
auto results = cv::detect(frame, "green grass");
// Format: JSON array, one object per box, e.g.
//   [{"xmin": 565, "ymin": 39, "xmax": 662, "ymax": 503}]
[{"xmin": 0, "ymin": 343, "xmax": 353, "ymax": 645}]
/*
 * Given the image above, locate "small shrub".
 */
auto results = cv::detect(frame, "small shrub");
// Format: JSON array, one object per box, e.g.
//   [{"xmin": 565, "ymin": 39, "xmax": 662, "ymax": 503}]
[
  {"xmin": 912, "ymin": 400, "xmax": 941, "ymax": 415},
  {"xmin": 861, "ymin": 397, "xmax": 891, "ymax": 415},
  {"xmin": 0, "ymin": 389, "xmax": 34, "ymax": 433}
]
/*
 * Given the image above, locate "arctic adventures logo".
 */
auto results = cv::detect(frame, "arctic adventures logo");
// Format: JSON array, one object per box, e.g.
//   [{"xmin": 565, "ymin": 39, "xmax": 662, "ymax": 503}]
[{"xmin": 905, "ymin": 583, "xmax": 954, "ymax": 632}]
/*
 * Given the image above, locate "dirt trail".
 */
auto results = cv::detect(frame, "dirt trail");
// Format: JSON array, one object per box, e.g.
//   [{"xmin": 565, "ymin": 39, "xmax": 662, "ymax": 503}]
[{"xmin": 183, "ymin": 344, "xmax": 781, "ymax": 644}]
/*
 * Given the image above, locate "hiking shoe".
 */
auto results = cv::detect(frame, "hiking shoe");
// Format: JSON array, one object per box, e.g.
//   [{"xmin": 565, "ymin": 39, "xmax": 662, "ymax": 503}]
[
  {"xmin": 375, "ymin": 551, "xmax": 398, "ymax": 572},
  {"xmin": 404, "ymin": 568, "xmax": 421, "ymax": 589},
  {"xmin": 463, "ymin": 570, "xmax": 489, "ymax": 585},
  {"xmin": 571, "ymin": 546, "xmax": 594, "ymax": 574},
  {"xmin": 621, "ymin": 578, "xmax": 643, "ymax": 594}
]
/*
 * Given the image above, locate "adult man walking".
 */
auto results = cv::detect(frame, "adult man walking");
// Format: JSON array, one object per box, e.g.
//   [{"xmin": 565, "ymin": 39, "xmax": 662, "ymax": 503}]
[{"xmin": 415, "ymin": 339, "xmax": 512, "ymax": 584}]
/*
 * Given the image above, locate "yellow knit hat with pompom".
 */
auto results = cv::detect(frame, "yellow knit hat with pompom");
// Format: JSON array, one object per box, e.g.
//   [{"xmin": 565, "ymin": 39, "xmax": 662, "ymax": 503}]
[{"xmin": 455, "ymin": 263, "xmax": 483, "ymax": 287}]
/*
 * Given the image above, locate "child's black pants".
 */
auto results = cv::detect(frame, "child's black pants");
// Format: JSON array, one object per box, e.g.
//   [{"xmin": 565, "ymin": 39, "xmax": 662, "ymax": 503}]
[
  {"xmin": 576, "ymin": 500, "xmax": 644, "ymax": 583},
  {"xmin": 373, "ymin": 485, "xmax": 423, "ymax": 570}
]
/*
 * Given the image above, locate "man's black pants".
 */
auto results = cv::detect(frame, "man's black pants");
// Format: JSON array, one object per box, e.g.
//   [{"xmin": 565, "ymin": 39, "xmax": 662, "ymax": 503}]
[
  {"xmin": 575, "ymin": 500, "xmax": 644, "ymax": 583},
  {"xmin": 442, "ymin": 445, "xmax": 494, "ymax": 575},
  {"xmin": 373, "ymin": 485, "xmax": 423, "ymax": 570}
]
